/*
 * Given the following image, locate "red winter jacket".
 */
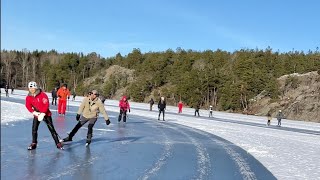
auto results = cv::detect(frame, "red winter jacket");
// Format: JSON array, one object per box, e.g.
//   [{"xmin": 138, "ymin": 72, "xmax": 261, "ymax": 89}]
[
  {"xmin": 56, "ymin": 87, "xmax": 70, "ymax": 100},
  {"xmin": 25, "ymin": 89, "xmax": 52, "ymax": 117},
  {"xmin": 119, "ymin": 96, "xmax": 130, "ymax": 111}
]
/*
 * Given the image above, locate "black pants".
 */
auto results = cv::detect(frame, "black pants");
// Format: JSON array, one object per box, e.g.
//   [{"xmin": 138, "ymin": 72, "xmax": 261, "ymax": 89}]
[
  {"xmin": 267, "ymin": 120, "xmax": 271, "ymax": 126},
  {"xmin": 32, "ymin": 116, "xmax": 60, "ymax": 145},
  {"xmin": 195, "ymin": 110, "xmax": 200, "ymax": 116},
  {"xmin": 118, "ymin": 109, "xmax": 127, "ymax": 122},
  {"xmin": 52, "ymin": 97, "xmax": 57, "ymax": 105},
  {"xmin": 69, "ymin": 117, "xmax": 97, "ymax": 140},
  {"xmin": 158, "ymin": 109, "xmax": 165, "ymax": 120},
  {"xmin": 209, "ymin": 111, "xmax": 213, "ymax": 117}
]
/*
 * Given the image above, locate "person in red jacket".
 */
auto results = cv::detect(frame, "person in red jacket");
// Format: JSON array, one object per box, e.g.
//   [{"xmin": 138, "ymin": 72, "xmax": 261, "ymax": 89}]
[
  {"xmin": 118, "ymin": 96, "xmax": 130, "ymax": 122},
  {"xmin": 25, "ymin": 81, "xmax": 63, "ymax": 150},
  {"xmin": 178, "ymin": 101, "xmax": 183, "ymax": 113},
  {"xmin": 56, "ymin": 84, "xmax": 70, "ymax": 115}
]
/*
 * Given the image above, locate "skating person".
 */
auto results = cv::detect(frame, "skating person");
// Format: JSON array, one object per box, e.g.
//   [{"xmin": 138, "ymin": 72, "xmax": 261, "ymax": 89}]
[
  {"xmin": 194, "ymin": 103, "xmax": 200, "ymax": 116},
  {"xmin": 62, "ymin": 90, "xmax": 111, "ymax": 146},
  {"xmin": 72, "ymin": 90, "xmax": 76, "ymax": 101},
  {"xmin": 149, "ymin": 98, "xmax": 154, "ymax": 111},
  {"xmin": 51, "ymin": 88, "xmax": 57, "ymax": 106},
  {"xmin": 11, "ymin": 86, "xmax": 14, "ymax": 94},
  {"xmin": 276, "ymin": 110, "xmax": 284, "ymax": 126},
  {"xmin": 209, "ymin": 105, "xmax": 213, "ymax": 117},
  {"xmin": 56, "ymin": 84, "xmax": 70, "ymax": 115},
  {"xmin": 158, "ymin": 97, "xmax": 166, "ymax": 121},
  {"xmin": 25, "ymin": 81, "xmax": 63, "ymax": 150},
  {"xmin": 178, "ymin": 101, "xmax": 183, "ymax": 113},
  {"xmin": 267, "ymin": 112, "xmax": 272, "ymax": 126},
  {"xmin": 118, "ymin": 96, "xmax": 131, "ymax": 122},
  {"xmin": 100, "ymin": 95, "xmax": 106, "ymax": 104},
  {"xmin": 5, "ymin": 84, "xmax": 9, "ymax": 97}
]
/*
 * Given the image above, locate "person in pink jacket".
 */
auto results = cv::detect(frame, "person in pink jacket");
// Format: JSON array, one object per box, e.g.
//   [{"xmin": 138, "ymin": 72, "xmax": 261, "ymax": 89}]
[
  {"xmin": 178, "ymin": 101, "xmax": 183, "ymax": 113},
  {"xmin": 118, "ymin": 96, "xmax": 130, "ymax": 122}
]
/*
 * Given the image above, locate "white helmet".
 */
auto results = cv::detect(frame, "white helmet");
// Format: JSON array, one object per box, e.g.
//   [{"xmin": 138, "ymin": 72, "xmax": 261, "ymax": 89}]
[{"xmin": 28, "ymin": 81, "xmax": 38, "ymax": 88}]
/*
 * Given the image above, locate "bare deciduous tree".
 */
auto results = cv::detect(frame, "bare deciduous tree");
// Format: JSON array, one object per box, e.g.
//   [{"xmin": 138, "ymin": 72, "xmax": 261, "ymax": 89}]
[
  {"xmin": 17, "ymin": 48, "xmax": 30, "ymax": 86},
  {"xmin": 2, "ymin": 51, "xmax": 17, "ymax": 87}
]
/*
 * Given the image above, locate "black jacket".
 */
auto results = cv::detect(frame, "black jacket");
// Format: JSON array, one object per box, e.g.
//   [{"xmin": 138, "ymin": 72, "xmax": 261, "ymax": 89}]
[
  {"xmin": 149, "ymin": 99, "xmax": 154, "ymax": 105},
  {"xmin": 51, "ymin": 90, "xmax": 57, "ymax": 98},
  {"xmin": 158, "ymin": 100, "xmax": 166, "ymax": 110}
]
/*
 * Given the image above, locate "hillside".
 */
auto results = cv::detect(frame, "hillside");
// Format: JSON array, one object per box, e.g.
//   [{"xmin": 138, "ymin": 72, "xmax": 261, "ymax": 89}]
[
  {"xmin": 83, "ymin": 65, "xmax": 135, "ymax": 99},
  {"xmin": 250, "ymin": 71, "xmax": 320, "ymax": 122},
  {"xmin": 85, "ymin": 66, "xmax": 320, "ymax": 122}
]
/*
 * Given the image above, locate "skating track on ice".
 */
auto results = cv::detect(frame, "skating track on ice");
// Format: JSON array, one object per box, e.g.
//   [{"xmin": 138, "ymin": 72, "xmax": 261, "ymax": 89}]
[{"xmin": 1, "ymin": 96, "xmax": 276, "ymax": 180}]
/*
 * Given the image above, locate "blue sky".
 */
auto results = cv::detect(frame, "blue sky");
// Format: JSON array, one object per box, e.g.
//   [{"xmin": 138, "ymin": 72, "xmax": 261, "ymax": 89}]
[{"xmin": 2, "ymin": 0, "xmax": 319, "ymax": 58}]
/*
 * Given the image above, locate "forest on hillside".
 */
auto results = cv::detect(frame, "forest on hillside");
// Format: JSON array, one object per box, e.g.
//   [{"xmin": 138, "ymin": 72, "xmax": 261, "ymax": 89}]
[{"xmin": 1, "ymin": 47, "xmax": 320, "ymax": 112}]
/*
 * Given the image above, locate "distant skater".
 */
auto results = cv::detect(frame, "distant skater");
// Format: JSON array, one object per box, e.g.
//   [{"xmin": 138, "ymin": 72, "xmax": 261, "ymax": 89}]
[
  {"xmin": 194, "ymin": 104, "xmax": 200, "ymax": 117},
  {"xmin": 178, "ymin": 101, "xmax": 183, "ymax": 113},
  {"xmin": 267, "ymin": 112, "xmax": 272, "ymax": 126},
  {"xmin": 51, "ymin": 88, "xmax": 57, "ymax": 106},
  {"xmin": 149, "ymin": 98, "xmax": 154, "ymax": 111},
  {"xmin": 72, "ymin": 91, "xmax": 76, "ymax": 101},
  {"xmin": 56, "ymin": 84, "xmax": 70, "ymax": 115},
  {"xmin": 5, "ymin": 84, "xmax": 9, "ymax": 97},
  {"xmin": 209, "ymin": 105, "xmax": 213, "ymax": 117},
  {"xmin": 118, "ymin": 96, "xmax": 130, "ymax": 123},
  {"xmin": 276, "ymin": 110, "xmax": 284, "ymax": 126},
  {"xmin": 158, "ymin": 97, "xmax": 166, "ymax": 121}
]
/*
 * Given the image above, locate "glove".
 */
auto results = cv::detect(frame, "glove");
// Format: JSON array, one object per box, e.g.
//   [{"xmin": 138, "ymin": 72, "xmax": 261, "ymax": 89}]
[
  {"xmin": 76, "ymin": 114, "xmax": 81, "ymax": 121},
  {"xmin": 106, "ymin": 119, "xmax": 111, "ymax": 125},
  {"xmin": 38, "ymin": 113, "xmax": 46, "ymax": 121},
  {"xmin": 129, "ymin": 109, "xmax": 131, "ymax": 113},
  {"xmin": 32, "ymin": 111, "xmax": 40, "ymax": 117}
]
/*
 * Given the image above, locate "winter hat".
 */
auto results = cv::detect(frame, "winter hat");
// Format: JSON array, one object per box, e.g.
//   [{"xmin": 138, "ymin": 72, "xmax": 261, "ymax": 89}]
[
  {"xmin": 279, "ymin": 110, "xmax": 282, "ymax": 112},
  {"xmin": 28, "ymin": 81, "xmax": 38, "ymax": 88},
  {"xmin": 210, "ymin": 105, "xmax": 213, "ymax": 107},
  {"xmin": 91, "ymin": 90, "xmax": 99, "ymax": 96}
]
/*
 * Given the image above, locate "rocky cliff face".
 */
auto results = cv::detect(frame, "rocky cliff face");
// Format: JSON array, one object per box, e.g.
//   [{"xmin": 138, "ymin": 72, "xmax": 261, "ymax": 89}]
[
  {"xmin": 83, "ymin": 65, "xmax": 135, "ymax": 99},
  {"xmin": 251, "ymin": 71, "xmax": 320, "ymax": 122}
]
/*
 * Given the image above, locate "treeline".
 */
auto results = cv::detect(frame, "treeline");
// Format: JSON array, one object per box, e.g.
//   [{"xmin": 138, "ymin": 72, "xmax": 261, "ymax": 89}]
[
  {"xmin": 1, "ymin": 49, "xmax": 111, "ymax": 93},
  {"xmin": 1, "ymin": 47, "xmax": 319, "ymax": 112}
]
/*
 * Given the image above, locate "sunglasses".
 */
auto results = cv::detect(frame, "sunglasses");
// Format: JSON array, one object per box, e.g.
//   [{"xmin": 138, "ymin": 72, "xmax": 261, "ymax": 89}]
[{"xmin": 89, "ymin": 92, "xmax": 99, "ymax": 96}]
